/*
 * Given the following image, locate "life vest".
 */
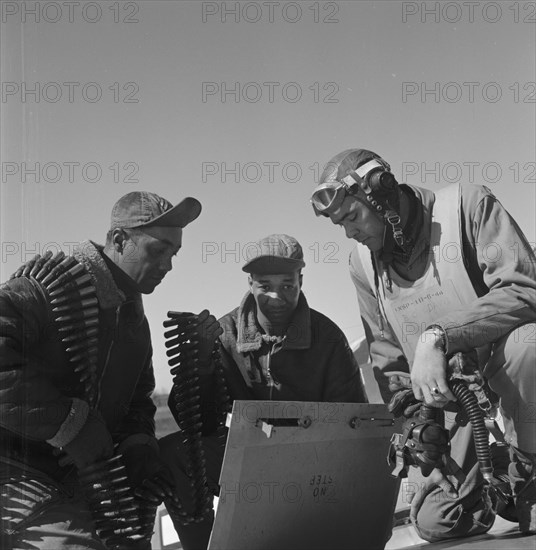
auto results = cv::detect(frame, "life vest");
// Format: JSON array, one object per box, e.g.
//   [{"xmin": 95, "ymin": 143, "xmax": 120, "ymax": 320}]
[{"xmin": 356, "ymin": 183, "xmax": 478, "ymax": 364}]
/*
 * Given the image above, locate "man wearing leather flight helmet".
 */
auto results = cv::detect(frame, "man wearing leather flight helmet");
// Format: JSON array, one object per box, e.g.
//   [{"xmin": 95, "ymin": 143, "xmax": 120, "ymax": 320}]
[{"xmin": 311, "ymin": 148, "xmax": 536, "ymax": 540}]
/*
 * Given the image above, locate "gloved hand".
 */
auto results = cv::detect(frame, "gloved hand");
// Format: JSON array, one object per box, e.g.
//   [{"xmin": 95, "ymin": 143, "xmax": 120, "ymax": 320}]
[
  {"xmin": 388, "ymin": 372, "xmax": 412, "ymax": 394},
  {"xmin": 61, "ymin": 409, "xmax": 114, "ymax": 469},
  {"xmin": 388, "ymin": 388, "xmax": 421, "ymax": 418},
  {"xmin": 195, "ymin": 309, "xmax": 223, "ymax": 373},
  {"xmin": 121, "ymin": 443, "xmax": 180, "ymax": 506}
]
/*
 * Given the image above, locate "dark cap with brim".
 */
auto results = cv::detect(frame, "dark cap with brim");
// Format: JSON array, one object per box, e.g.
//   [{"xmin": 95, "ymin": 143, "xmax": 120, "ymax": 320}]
[
  {"xmin": 242, "ymin": 234, "xmax": 305, "ymax": 274},
  {"xmin": 110, "ymin": 192, "xmax": 201, "ymax": 230}
]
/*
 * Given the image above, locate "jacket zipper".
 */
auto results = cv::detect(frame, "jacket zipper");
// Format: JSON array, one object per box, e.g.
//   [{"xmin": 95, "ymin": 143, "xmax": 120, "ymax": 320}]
[{"xmin": 267, "ymin": 344, "xmax": 273, "ymax": 401}]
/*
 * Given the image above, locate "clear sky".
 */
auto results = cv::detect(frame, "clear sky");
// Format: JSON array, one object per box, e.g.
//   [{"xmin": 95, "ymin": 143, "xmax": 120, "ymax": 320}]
[{"xmin": 1, "ymin": 1, "xmax": 535, "ymax": 391}]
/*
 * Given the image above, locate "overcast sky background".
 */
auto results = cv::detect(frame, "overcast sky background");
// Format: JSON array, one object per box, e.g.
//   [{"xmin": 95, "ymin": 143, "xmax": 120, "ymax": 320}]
[{"xmin": 1, "ymin": 1, "xmax": 535, "ymax": 392}]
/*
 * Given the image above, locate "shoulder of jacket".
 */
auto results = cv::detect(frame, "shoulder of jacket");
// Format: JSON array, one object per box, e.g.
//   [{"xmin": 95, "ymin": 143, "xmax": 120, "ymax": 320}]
[
  {"xmin": 1, "ymin": 274, "xmax": 47, "ymax": 302},
  {"xmin": 457, "ymin": 183, "xmax": 496, "ymax": 203},
  {"xmin": 218, "ymin": 307, "xmax": 239, "ymax": 346},
  {"xmin": 309, "ymin": 308, "xmax": 345, "ymax": 337},
  {"xmin": 219, "ymin": 306, "xmax": 239, "ymax": 327},
  {"xmin": 1, "ymin": 270, "xmax": 54, "ymax": 330}
]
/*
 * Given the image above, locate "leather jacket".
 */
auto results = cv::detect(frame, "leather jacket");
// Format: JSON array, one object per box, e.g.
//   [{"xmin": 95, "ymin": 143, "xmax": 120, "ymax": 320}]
[{"xmin": 0, "ymin": 241, "xmax": 156, "ymax": 481}]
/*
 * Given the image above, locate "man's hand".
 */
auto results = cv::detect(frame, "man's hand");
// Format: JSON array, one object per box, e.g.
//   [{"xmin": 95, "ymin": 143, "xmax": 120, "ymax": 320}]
[
  {"xmin": 411, "ymin": 330, "xmax": 456, "ymax": 407},
  {"xmin": 195, "ymin": 309, "xmax": 223, "ymax": 367},
  {"xmin": 122, "ymin": 444, "xmax": 180, "ymax": 506},
  {"xmin": 61, "ymin": 410, "xmax": 114, "ymax": 469}
]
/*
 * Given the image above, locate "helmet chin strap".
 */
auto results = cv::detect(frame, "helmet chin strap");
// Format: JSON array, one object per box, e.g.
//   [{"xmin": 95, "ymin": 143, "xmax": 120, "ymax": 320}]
[
  {"xmin": 380, "ymin": 225, "xmax": 396, "ymax": 263},
  {"xmin": 375, "ymin": 193, "xmax": 415, "ymax": 292},
  {"xmin": 385, "ymin": 210, "xmax": 405, "ymax": 247},
  {"xmin": 377, "ymin": 226, "xmax": 395, "ymax": 292}
]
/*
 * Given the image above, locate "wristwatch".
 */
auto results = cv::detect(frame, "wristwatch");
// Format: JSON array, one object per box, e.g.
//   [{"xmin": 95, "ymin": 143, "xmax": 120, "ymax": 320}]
[{"xmin": 426, "ymin": 324, "xmax": 447, "ymax": 353}]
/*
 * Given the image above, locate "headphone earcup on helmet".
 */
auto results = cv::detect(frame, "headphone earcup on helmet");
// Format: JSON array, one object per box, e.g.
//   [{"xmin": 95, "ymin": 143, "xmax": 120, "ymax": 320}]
[{"xmin": 368, "ymin": 170, "xmax": 398, "ymax": 196}]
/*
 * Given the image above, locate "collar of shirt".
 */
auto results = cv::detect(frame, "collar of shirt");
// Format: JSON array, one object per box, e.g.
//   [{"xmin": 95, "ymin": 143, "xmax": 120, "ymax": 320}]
[{"xmin": 100, "ymin": 247, "xmax": 141, "ymax": 299}]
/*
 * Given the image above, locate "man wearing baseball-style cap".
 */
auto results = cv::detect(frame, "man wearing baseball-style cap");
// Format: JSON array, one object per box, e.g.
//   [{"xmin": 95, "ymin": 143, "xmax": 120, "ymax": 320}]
[
  {"xmin": 159, "ymin": 233, "xmax": 366, "ymax": 550},
  {"xmin": 105, "ymin": 191, "xmax": 201, "ymax": 294},
  {"xmin": 0, "ymin": 191, "xmax": 201, "ymax": 549}
]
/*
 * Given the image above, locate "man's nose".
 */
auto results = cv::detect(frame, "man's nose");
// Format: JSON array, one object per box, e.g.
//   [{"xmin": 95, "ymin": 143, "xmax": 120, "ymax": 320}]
[
  {"xmin": 266, "ymin": 291, "xmax": 284, "ymax": 301},
  {"xmin": 161, "ymin": 256, "xmax": 173, "ymax": 273}
]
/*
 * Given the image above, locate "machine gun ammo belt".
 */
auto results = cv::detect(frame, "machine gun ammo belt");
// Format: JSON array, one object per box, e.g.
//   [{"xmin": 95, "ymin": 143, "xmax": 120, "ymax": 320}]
[
  {"xmin": 78, "ymin": 454, "xmax": 155, "ymax": 549},
  {"xmin": 164, "ymin": 311, "xmax": 231, "ymax": 524},
  {"xmin": 11, "ymin": 250, "xmax": 100, "ymax": 406}
]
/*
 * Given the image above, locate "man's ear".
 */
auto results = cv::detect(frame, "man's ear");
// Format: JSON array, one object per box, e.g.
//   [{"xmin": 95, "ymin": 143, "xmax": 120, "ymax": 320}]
[
  {"xmin": 298, "ymin": 273, "xmax": 303, "ymax": 288},
  {"xmin": 248, "ymin": 275, "xmax": 253, "ymax": 290},
  {"xmin": 112, "ymin": 228, "xmax": 127, "ymax": 253}
]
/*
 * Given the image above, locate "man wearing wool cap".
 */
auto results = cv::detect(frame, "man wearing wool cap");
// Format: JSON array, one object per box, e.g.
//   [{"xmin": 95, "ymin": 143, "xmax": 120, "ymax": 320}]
[{"xmin": 160, "ymin": 233, "xmax": 366, "ymax": 550}]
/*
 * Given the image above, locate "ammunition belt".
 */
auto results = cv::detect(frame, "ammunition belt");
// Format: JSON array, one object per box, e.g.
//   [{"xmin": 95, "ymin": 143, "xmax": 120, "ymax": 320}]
[
  {"xmin": 164, "ymin": 311, "xmax": 231, "ymax": 524},
  {"xmin": 11, "ymin": 250, "xmax": 99, "ymax": 406},
  {"xmin": 79, "ymin": 454, "xmax": 155, "ymax": 549}
]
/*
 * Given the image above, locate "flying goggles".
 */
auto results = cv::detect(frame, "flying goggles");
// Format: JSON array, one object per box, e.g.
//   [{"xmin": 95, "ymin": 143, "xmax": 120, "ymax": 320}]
[{"xmin": 311, "ymin": 159, "xmax": 397, "ymax": 217}]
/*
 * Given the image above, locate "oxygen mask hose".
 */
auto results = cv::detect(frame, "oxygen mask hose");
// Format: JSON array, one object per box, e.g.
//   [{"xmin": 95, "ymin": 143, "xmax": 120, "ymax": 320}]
[
  {"xmin": 449, "ymin": 378, "xmax": 514, "ymax": 512},
  {"xmin": 449, "ymin": 379, "xmax": 493, "ymax": 482}
]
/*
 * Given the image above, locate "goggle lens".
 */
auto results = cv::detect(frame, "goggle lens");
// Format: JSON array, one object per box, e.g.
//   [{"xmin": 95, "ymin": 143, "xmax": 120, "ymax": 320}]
[{"xmin": 311, "ymin": 183, "xmax": 346, "ymax": 215}]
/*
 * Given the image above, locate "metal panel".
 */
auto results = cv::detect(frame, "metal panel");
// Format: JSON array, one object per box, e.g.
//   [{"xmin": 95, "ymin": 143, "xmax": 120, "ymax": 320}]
[{"xmin": 209, "ymin": 401, "xmax": 401, "ymax": 550}]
